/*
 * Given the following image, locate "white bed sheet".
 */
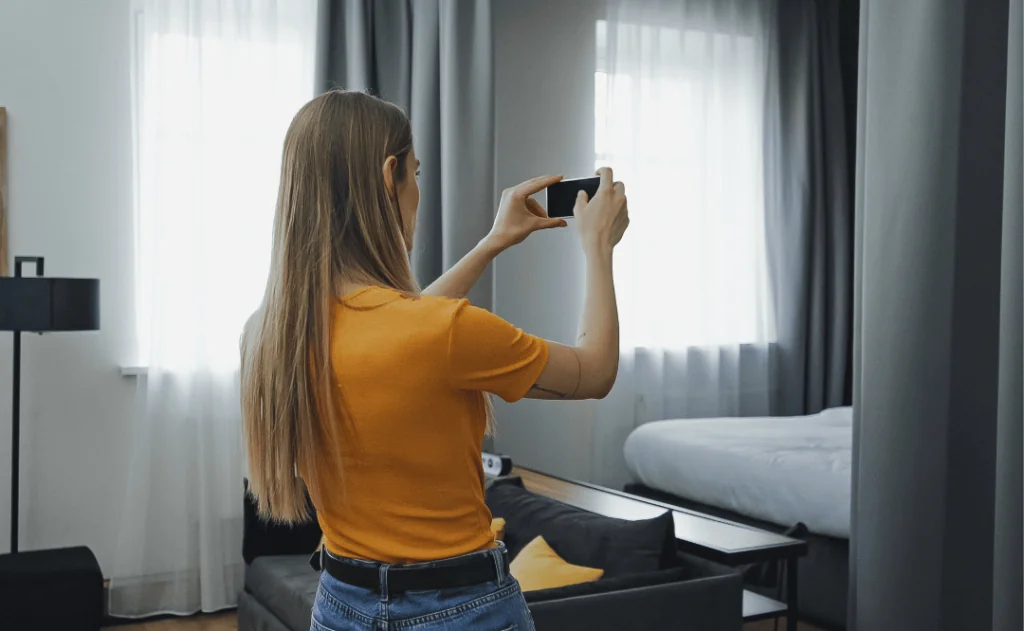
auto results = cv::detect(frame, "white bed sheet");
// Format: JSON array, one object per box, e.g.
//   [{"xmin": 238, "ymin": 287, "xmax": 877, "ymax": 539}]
[{"xmin": 624, "ymin": 407, "xmax": 852, "ymax": 539}]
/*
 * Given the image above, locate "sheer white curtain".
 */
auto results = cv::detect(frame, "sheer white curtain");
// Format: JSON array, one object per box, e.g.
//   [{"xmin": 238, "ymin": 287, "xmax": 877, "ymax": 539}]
[
  {"xmin": 111, "ymin": 0, "xmax": 318, "ymax": 616},
  {"xmin": 591, "ymin": 0, "xmax": 779, "ymax": 487}
]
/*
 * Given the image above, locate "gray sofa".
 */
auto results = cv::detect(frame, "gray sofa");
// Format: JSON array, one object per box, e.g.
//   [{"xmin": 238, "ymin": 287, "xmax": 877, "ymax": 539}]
[{"xmin": 238, "ymin": 478, "xmax": 743, "ymax": 631}]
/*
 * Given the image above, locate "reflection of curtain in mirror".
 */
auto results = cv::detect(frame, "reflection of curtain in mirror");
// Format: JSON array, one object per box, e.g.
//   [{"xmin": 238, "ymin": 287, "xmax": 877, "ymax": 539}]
[
  {"xmin": 110, "ymin": 0, "xmax": 318, "ymax": 616},
  {"xmin": 591, "ymin": 0, "xmax": 778, "ymax": 486}
]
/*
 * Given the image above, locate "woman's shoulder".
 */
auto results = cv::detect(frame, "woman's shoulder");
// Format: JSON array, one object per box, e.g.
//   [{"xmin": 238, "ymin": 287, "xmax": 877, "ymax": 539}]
[
  {"xmin": 398, "ymin": 293, "xmax": 472, "ymax": 327},
  {"xmin": 338, "ymin": 286, "xmax": 466, "ymax": 325}
]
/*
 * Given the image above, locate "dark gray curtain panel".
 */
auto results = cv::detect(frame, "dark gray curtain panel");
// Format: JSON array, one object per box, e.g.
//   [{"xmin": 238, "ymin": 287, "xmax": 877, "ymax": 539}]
[
  {"xmin": 320, "ymin": 0, "xmax": 496, "ymax": 308},
  {"xmin": 849, "ymin": 0, "xmax": 1022, "ymax": 629},
  {"xmin": 993, "ymin": 5, "xmax": 1023, "ymax": 631},
  {"xmin": 764, "ymin": 0, "xmax": 854, "ymax": 416}
]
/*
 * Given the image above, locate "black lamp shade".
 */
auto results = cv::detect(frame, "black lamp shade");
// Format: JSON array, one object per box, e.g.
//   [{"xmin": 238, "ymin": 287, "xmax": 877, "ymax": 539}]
[{"xmin": 0, "ymin": 277, "xmax": 100, "ymax": 332}]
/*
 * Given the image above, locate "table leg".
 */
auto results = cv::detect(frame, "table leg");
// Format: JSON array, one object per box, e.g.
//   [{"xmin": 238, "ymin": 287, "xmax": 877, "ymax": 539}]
[{"xmin": 786, "ymin": 556, "xmax": 799, "ymax": 631}]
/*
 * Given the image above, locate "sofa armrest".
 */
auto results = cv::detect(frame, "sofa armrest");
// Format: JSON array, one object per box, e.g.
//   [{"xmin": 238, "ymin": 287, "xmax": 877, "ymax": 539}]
[{"xmin": 527, "ymin": 572, "xmax": 743, "ymax": 631}]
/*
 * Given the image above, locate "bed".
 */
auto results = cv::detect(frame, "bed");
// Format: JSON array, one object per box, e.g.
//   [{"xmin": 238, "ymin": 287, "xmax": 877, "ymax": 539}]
[{"xmin": 622, "ymin": 406, "xmax": 853, "ymax": 630}]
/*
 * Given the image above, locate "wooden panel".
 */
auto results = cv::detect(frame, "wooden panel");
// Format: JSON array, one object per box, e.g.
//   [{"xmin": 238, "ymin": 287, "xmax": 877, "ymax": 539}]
[
  {"xmin": 744, "ymin": 618, "xmax": 824, "ymax": 631},
  {"xmin": 0, "ymin": 106, "xmax": 7, "ymax": 276},
  {"xmin": 102, "ymin": 611, "xmax": 237, "ymax": 631}
]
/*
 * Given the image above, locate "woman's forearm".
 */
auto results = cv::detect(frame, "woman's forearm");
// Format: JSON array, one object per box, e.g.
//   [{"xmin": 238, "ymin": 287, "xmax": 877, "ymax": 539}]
[
  {"xmin": 421, "ymin": 237, "xmax": 506, "ymax": 300},
  {"xmin": 575, "ymin": 246, "xmax": 620, "ymax": 396}
]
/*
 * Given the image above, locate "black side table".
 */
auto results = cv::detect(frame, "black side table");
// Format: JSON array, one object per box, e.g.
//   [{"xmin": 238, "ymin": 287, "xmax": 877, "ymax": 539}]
[{"xmin": 0, "ymin": 546, "xmax": 103, "ymax": 629}]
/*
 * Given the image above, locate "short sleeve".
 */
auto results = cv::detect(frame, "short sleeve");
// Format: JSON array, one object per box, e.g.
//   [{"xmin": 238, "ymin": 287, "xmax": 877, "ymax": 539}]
[{"xmin": 447, "ymin": 300, "xmax": 550, "ymax": 403}]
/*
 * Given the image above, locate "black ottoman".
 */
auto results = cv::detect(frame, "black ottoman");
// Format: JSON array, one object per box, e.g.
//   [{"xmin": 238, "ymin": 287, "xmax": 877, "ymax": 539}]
[{"xmin": 0, "ymin": 546, "xmax": 103, "ymax": 630}]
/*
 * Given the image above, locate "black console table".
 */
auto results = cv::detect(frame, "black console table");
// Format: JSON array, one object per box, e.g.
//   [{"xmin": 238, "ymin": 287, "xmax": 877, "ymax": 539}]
[{"xmin": 512, "ymin": 466, "xmax": 808, "ymax": 631}]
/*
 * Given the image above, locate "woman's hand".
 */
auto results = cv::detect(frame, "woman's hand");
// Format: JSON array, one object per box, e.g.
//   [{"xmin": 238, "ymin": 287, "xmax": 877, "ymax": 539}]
[
  {"xmin": 574, "ymin": 167, "xmax": 629, "ymax": 256},
  {"xmin": 486, "ymin": 175, "xmax": 568, "ymax": 251}
]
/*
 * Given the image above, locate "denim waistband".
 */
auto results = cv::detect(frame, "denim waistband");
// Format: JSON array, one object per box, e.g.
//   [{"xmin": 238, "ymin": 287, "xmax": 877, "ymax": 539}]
[{"xmin": 323, "ymin": 540, "xmax": 508, "ymax": 573}]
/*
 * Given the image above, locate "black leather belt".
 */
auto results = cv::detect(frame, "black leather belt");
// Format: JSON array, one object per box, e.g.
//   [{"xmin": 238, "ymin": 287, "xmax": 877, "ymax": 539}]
[{"xmin": 310, "ymin": 546, "xmax": 509, "ymax": 594}]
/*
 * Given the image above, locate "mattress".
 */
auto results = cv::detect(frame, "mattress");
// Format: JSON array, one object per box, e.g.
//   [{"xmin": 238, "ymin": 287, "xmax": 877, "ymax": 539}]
[{"xmin": 624, "ymin": 407, "xmax": 852, "ymax": 539}]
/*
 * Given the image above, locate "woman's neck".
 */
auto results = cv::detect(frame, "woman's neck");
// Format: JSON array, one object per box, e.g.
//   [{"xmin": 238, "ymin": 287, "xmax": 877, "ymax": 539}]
[
  {"xmin": 337, "ymin": 279, "xmax": 372, "ymax": 296},
  {"xmin": 335, "ymin": 269, "xmax": 384, "ymax": 298}
]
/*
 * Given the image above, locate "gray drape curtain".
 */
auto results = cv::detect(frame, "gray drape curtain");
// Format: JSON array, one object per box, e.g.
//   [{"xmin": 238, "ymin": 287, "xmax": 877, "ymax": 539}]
[
  {"xmin": 319, "ymin": 0, "xmax": 496, "ymax": 308},
  {"xmin": 764, "ymin": 0, "xmax": 854, "ymax": 417},
  {"xmin": 993, "ymin": 4, "xmax": 1022, "ymax": 624},
  {"xmin": 849, "ymin": 0, "xmax": 1022, "ymax": 629}
]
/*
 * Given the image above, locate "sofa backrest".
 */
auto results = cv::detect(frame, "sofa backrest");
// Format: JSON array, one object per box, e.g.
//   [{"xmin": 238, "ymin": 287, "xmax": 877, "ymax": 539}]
[{"xmin": 242, "ymin": 479, "xmax": 322, "ymax": 564}]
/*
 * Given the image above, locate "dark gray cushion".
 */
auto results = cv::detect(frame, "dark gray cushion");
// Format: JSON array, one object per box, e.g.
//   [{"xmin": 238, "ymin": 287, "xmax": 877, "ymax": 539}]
[
  {"xmin": 486, "ymin": 478, "xmax": 676, "ymax": 578},
  {"xmin": 239, "ymin": 589, "xmax": 295, "ymax": 631},
  {"xmin": 523, "ymin": 566, "xmax": 691, "ymax": 603},
  {"xmin": 243, "ymin": 480, "xmax": 321, "ymax": 565},
  {"xmin": 245, "ymin": 555, "xmax": 319, "ymax": 631}
]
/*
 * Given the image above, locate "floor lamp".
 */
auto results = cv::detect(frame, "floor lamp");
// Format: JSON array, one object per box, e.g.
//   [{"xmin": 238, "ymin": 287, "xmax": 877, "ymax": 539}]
[
  {"xmin": 0, "ymin": 256, "xmax": 100, "ymax": 552},
  {"xmin": 0, "ymin": 256, "xmax": 105, "ymax": 630}
]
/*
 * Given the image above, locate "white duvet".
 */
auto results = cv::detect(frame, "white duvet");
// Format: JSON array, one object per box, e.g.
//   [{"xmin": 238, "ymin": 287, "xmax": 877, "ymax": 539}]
[{"xmin": 623, "ymin": 407, "xmax": 852, "ymax": 539}]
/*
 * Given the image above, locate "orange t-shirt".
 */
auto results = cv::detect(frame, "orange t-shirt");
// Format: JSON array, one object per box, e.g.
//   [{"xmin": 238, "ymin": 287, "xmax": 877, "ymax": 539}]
[{"xmin": 304, "ymin": 286, "xmax": 549, "ymax": 565}]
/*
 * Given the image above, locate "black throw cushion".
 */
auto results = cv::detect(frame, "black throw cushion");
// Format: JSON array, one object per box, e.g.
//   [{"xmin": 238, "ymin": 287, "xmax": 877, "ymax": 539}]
[
  {"xmin": 522, "ymin": 566, "xmax": 692, "ymax": 604},
  {"xmin": 242, "ymin": 479, "xmax": 322, "ymax": 564},
  {"xmin": 486, "ymin": 477, "xmax": 676, "ymax": 578}
]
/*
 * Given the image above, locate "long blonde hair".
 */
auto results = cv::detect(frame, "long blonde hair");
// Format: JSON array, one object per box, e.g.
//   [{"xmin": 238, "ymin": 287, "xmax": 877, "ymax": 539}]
[{"xmin": 241, "ymin": 91, "xmax": 418, "ymax": 522}]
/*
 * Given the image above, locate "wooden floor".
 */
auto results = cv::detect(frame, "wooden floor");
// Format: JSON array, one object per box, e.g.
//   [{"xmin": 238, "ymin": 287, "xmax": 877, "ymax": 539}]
[
  {"xmin": 104, "ymin": 612, "xmax": 236, "ymax": 631},
  {"xmin": 105, "ymin": 611, "xmax": 824, "ymax": 631},
  {"xmin": 744, "ymin": 619, "xmax": 825, "ymax": 631}
]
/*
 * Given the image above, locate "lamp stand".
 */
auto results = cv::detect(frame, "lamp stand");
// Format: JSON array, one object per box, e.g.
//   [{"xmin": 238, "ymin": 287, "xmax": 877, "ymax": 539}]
[
  {"xmin": 10, "ymin": 329, "xmax": 19, "ymax": 554},
  {"xmin": 8, "ymin": 256, "xmax": 40, "ymax": 554}
]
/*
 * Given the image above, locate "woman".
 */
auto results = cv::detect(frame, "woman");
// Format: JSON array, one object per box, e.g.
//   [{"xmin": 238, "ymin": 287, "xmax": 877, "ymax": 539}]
[{"xmin": 241, "ymin": 90, "xmax": 629, "ymax": 631}]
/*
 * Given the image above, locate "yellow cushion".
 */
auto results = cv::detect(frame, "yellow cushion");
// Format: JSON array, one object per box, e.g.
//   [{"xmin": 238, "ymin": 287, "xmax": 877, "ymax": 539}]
[
  {"xmin": 490, "ymin": 517, "xmax": 506, "ymax": 542},
  {"xmin": 509, "ymin": 536, "xmax": 604, "ymax": 592}
]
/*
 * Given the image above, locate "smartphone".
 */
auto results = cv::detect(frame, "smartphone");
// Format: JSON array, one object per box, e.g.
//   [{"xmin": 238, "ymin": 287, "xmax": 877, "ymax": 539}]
[{"xmin": 546, "ymin": 176, "xmax": 601, "ymax": 218}]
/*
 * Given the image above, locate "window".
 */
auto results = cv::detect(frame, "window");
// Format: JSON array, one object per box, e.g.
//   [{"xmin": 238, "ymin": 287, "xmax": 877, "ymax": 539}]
[
  {"xmin": 131, "ymin": 0, "xmax": 318, "ymax": 373},
  {"xmin": 595, "ymin": 19, "xmax": 775, "ymax": 350}
]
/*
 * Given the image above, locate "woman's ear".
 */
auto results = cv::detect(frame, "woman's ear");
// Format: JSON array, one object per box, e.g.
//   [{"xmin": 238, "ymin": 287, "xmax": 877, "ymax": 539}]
[{"xmin": 381, "ymin": 155, "xmax": 399, "ymax": 197}]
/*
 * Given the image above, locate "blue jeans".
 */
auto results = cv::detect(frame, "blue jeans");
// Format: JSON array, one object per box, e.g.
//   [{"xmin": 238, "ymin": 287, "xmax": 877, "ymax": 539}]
[{"xmin": 310, "ymin": 543, "xmax": 536, "ymax": 631}]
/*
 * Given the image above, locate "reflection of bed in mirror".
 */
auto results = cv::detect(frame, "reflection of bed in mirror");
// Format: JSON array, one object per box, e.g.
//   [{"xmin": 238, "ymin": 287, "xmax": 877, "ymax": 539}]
[{"xmin": 623, "ymin": 406, "xmax": 852, "ymax": 631}]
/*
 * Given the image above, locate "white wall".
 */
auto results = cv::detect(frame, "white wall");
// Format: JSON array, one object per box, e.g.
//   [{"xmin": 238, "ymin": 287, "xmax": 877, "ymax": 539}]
[
  {"xmin": 0, "ymin": 0, "xmax": 604, "ymax": 576},
  {"xmin": 492, "ymin": 0, "xmax": 604, "ymax": 480},
  {"xmin": 0, "ymin": 0, "xmax": 138, "ymax": 571}
]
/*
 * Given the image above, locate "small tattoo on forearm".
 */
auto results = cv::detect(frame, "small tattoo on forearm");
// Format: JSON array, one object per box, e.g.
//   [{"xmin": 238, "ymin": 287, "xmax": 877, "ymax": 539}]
[
  {"xmin": 577, "ymin": 332, "xmax": 587, "ymax": 342},
  {"xmin": 530, "ymin": 384, "xmax": 568, "ymax": 398}
]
